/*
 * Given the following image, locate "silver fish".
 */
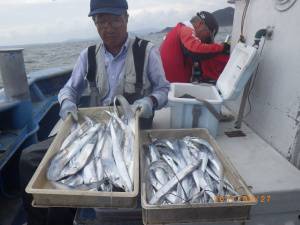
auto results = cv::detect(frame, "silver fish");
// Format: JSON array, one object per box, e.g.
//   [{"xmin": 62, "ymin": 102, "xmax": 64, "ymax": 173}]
[
  {"xmin": 60, "ymin": 173, "xmax": 84, "ymax": 188},
  {"xmin": 100, "ymin": 130, "xmax": 124, "ymax": 190},
  {"xmin": 82, "ymin": 156, "xmax": 98, "ymax": 185},
  {"xmin": 48, "ymin": 96, "xmax": 137, "ymax": 193},
  {"xmin": 113, "ymin": 95, "xmax": 135, "ymax": 127},
  {"xmin": 93, "ymin": 129, "xmax": 105, "ymax": 182},
  {"xmin": 146, "ymin": 136, "xmax": 236, "ymax": 205},
  {"xmin": 105, "ymin": 110, "xmax": 134, "ymax": 182},
  {"xmin": 149, "ymin": 161, "xmax": 201, "ymax": 205},
  {"xmin": 47, "ymin": 124, "xmax": 100, "ymax": 181},
  {"xmin": 149, "ymin": 160, "xmax": 172, "ymax": 186},
  {"xmin": 110, "ymin": 119, "xmax": 133, "ymax": 192},
  {"xmin": 60, "ymin": 120, "xmax": 93, "ymax": 150},
  {"xmin": 185, "ymin": 137, "xmax": 224, "ymax": 195},
  {"xmin": 60, "ymin": 134, "xmax": 98, "ymax": 180},
  {"xmin": 148, "ymin": 160, "xmax": 178, "ymax": 204}
]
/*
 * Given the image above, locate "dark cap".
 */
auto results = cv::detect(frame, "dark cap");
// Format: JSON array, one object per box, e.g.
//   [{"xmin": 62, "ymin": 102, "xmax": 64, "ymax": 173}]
[
  {"xmin": 89, "ymin": 0, "xmax": 128, "ymax": 17},
  {"xmin": 197, "ymin": 11, "xmax": 219, "ymax": 36}
]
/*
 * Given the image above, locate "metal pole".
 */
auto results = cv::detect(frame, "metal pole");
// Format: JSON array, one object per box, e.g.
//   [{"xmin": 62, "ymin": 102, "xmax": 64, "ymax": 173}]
[
  {"xmin": 235, "ymin": 77, "xmax": 253, "ymax": 129},
  {"xmin": 0, "ymin": 48, "xmax": 35, "ymax": 133},
  {"xmin": 0, "ymin": 48, "xmax": 30, "ymax": 100}
]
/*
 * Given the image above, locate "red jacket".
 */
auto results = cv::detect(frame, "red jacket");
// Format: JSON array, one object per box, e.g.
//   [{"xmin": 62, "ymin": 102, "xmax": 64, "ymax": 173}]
[{"xmin": 160, "ymin": 23, "xmax": 229, "ymax": 83}]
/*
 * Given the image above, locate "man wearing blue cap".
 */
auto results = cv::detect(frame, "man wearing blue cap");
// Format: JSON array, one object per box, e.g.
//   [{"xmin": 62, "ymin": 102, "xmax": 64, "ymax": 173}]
[
  {"xmin": 58, "ymin": 0, "xmax": 170, "ymax": 127},
  {"xmin": 19, "ymin": 0, "xmax": 169, "ymax": 224}
]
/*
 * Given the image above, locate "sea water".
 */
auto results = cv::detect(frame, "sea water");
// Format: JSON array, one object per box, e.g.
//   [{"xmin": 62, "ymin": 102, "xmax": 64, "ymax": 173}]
[{"xmin": 0, "ymin": 26, "xmax": 231, "ymax": 89}]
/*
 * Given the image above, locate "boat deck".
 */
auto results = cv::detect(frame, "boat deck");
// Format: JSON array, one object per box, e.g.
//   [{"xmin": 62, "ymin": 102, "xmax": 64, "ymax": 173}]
[
  {"xmin": 0, "ymin": 68, "xmax": 71, "ymax": 225},
  {"xmin": 75, "ymin": 107, "xmax": 300, "ymax": 225},
  {"xmin": 151, "ymin": 107, "xmax": 300, "ymax": 224},
  {"xmin": 2, "ymin": 105, "xmax": 300, "ymax": 225}
]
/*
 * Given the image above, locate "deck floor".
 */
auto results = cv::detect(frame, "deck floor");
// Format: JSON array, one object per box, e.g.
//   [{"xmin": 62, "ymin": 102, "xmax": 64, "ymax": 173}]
[
  {"xmin": 4, "ymin": 107, "xmax": 300, "ymax": 225},
  {"xmin": 153, "ymin": 107, "xmax": 300, "ymax": 216}
]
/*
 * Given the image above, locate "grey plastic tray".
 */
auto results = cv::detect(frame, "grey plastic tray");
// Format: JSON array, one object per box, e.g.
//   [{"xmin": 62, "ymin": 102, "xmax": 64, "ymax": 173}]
[
  {"xmin": 140, "ymin": 129, "xmax": 256, "ymax": 224},
  {"xmin": 26, "ymin": 107, "xmax": 140, "ymax": 208}
]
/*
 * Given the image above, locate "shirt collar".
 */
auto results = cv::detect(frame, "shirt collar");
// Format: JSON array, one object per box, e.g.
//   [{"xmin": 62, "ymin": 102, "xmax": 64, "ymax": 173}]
[{"xmin": 103, "ymin": 35, "xmax": 129, "ymax": 59}]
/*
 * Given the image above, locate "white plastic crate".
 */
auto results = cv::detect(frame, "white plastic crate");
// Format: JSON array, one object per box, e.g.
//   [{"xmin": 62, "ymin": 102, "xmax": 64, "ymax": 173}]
[
  {"xmin": 168, "ymin": 83, "xmax": 222, "ymax": 137},
  {"xmin": 168, "ymin": 43, "xmax": 260, "ymax": 137}
]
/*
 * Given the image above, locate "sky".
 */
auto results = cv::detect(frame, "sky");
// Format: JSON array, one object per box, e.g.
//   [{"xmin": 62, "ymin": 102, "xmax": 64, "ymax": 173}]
[{"xmin": 0, "ymin": 0, "xmax": 231, "ymax": 46}]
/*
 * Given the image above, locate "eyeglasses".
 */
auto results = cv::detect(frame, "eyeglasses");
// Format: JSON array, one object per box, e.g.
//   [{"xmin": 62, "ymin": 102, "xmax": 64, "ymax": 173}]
[{"xmin": 94, "ymin": 16, "xmax": 124, "ymax": 29}]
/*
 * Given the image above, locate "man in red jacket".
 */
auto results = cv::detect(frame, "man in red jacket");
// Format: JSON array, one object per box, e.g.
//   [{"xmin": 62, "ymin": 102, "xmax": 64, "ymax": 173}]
[{"xmin": 160, "ymin": 11, "xmax": 230, "ymax": 83}]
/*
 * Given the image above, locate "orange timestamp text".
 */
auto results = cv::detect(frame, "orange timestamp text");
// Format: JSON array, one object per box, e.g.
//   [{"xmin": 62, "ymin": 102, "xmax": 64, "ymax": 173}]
[{"xmin": 215, "ymin": 194, "xmax": 271, "ymax": 204}]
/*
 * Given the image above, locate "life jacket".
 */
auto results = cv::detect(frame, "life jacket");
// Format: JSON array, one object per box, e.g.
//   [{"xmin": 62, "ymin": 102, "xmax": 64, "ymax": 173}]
[
  {"xmin": 160, "ymin": 23, "xmax": 193, "ymax": 83},
  {"xmin": 87, "ymin": 37, "xmax": 153, "ymax": 107},
  {"xmin": 200, "ymin": 54, "xmax": 230, "ymax": 81},
  {"xmin": 87, "ymin": 37, "xmax": 154, "ymax": 129}
]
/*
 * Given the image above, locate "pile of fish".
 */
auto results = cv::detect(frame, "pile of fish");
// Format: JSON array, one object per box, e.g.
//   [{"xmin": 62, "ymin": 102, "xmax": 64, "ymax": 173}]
[
  {"xmin": 145, "ymin": 137, "xmax": 238, "ymax": 205},
  {"xmin": 47, "ymin": 95, "xmax": 135, "ymax": 192}
]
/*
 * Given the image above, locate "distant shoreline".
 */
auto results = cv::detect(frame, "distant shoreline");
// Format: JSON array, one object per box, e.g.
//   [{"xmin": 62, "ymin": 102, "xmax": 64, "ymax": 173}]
[{"xmin": 1, "ymin": 24, "xmax": 233, "ymax": 48}]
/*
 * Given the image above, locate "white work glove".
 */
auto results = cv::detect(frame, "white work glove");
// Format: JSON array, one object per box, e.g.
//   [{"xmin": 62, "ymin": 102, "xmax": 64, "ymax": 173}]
[
  {"xmin": 59, "ymin": 99, "xmax": 78, "ymax": 121},
  {"xmin": 132, "ymin": 97, "xmax": 154, "ymax": 118}
]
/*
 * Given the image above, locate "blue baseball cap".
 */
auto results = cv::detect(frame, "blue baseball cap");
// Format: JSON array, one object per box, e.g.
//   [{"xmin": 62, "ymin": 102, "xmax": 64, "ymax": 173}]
[{"xmin": 89, "ymin": 0, "xmax": 128, "ymax": 17}]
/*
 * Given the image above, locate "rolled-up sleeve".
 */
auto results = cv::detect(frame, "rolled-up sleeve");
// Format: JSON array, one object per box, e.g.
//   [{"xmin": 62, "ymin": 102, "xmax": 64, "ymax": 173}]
[
  {"xmin": 147, "ymin": 46, "xmax": 170, "ymax": 109},
  {"xmin": 58, "ymin": 48, "xmax": 89, "ymax": 105}
]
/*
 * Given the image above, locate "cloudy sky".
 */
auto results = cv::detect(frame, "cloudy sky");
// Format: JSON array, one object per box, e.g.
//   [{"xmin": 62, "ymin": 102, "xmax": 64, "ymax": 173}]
[{"xmin": 0, "ymin": 0, "xmax": 231, "ymax": 46}]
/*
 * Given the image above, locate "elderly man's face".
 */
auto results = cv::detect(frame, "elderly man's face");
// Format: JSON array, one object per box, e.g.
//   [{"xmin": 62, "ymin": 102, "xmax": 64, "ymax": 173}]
[
  {"xmin": 194, "ymin": 20, "xmax": 213, "ymax": 43},
  {"xmin": 94, "ymin": 13, "xmax": 128, "ymax": 51}
]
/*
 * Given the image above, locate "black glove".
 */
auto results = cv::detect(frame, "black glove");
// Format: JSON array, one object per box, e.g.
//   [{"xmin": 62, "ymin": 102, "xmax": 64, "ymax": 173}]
[{"xmin": 222, "ymin": 42, "xmax": 231, "ymax": 55}]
